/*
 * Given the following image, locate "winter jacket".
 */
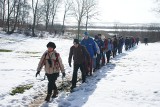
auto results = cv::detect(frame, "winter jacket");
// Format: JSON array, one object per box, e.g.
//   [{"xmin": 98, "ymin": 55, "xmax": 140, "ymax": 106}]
[
  {"xmin": 94, "ymin": 38, "xmax": 104, "ymax": 52},
  {"xmin": 94, "ymin": 41, "xmax": 100, "ymax": 54},
  {"xmin": 81, "ymin": 37, "xmax": 97, "ymax": 58},
  {"xmin": 108, "ymin": 41, "xmax": 113, "ymax": 51},
  {"xmin": 68, "ymin": 44, "xmax": 90, "ymax": 65},
  {"xmin": 37, "ymin": 50, "xmax": 65, "ymax": 74},
  {"xmin": 103, "ymin": 39, "xmax": 108, "ymax": 52}
]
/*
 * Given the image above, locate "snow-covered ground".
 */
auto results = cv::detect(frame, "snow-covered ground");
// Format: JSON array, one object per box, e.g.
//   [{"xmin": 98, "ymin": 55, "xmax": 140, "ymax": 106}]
[{"xmin": 0, "ymin": 33, "xmax": 160, "ymax": 107}]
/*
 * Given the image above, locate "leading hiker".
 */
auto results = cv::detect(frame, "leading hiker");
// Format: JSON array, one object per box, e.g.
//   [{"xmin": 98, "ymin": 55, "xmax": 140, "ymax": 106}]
[{"xmin": 36, "ymin": 42, "xmax": 65, "ymax": 102}]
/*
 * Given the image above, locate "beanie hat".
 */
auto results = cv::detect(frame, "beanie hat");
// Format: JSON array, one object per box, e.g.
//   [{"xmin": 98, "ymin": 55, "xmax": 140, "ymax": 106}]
[
  {"xmin": 46, "ymin": 42, "xmax": 56, "ymax": 49},
  {"xmin": 84, "ymin": 31, "xmax": 89, "ymax": 36},
  {"xmin": 94, "ymin": 35, "xmax": 98, "ymax": 39},
  {"xmin": 73, "ymin": 39, "xmax": 79, "ymax": 44}
]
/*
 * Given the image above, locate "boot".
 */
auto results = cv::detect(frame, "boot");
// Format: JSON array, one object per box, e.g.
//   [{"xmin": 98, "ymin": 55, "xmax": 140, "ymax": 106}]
[
  {"xmin": 52, "ymin": 89, "xmax": 58, "ymax": 98},
  {"xmin": 45, "ymin": 94, "xmax": 51, "ymax": 102}
]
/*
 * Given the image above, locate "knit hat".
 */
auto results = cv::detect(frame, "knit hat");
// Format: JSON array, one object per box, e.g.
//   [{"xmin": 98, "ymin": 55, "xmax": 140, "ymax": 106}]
[
  {"xmin": 84, "ymin": 31, "xmax": 89, "ymax": 36},
  {"xmin": 46, "ymin": 42, "xmax": 56, "ymax": 49},
  {"xmin": 94, "ymin": 35, "xmax": 98, "ymax": 39},
  {"xmin": 73, "ymin": 39, "xmax": 79, "ymax": 44}
]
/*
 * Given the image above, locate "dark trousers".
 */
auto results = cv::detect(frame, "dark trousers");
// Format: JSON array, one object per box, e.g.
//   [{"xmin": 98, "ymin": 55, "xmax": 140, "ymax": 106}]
[
  {"xmin": 96, "ymin": 53, "xmax": 101, "ymax": 68},
  {"xmin": 46, "ymin": 73, "xmax": 59, "ymax": 95},
  {"xmin": 106, "ymin": 50, "xmax": 111, "ymax": 63},
  {"xmin": 72, "ymin": 64, "xmax": 85, "ymax": 87},
  {"xmin": 113, "ymin": 48, "xmax": 117, "ymax": 58}
]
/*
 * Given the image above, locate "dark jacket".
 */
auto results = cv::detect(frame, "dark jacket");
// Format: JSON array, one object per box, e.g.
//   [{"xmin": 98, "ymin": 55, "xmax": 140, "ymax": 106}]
[{"xmin": 68, "ymin": 44, "xmax": 90, "ymax": 65}]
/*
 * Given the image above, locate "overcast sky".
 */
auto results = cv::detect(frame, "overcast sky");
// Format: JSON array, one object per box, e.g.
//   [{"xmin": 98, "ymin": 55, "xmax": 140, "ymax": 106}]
[{"xmin": 96, "ymin": 0, "xmax": 160, "ymax": 23}]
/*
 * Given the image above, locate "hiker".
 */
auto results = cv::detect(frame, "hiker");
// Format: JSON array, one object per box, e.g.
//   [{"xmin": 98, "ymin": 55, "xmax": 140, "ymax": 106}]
[
  {"xmin": 144, "ymin": 37, "xmax": 148, "ymax": 45},
  {"xmin": 36, "ymin": 42, "xmax": 65, "ymax": 102},
  {"xmin": 93, "ymin": 40, "xmax": 100, "ymax": 71},
  {"xmin": 68, "ymin": 39, "xmax": 90, "ymax": 90},
  {"xmin": 118, "ymin": 36, "xmax": 123, "ymax": 54},
  {"xmin": 112, "ymin": 35, "xmax": 118, "ymax": 58},
  {"xmin": 94, "ymin": 34, "xmax": 104, "ymax": 68},
  {"xmin": 125, "ymin": 37, "xmax": 129, "ymax": 51},
  {"xmin": 106, "ymin": 38, "xmax": 113, "ymax": 63},
  {"xmin": 81, "ymin": 32, "xmax": 97, "ymax": 76},
  {"xmin": 136, "ymin": 37, "xmax": 139, "ymax": 45}
]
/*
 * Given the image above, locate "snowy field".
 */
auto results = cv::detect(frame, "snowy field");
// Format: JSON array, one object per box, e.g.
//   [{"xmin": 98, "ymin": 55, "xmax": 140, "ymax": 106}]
[{"xmin": 0, "ymin": 33, "xmax": 160, "ymax": 107}]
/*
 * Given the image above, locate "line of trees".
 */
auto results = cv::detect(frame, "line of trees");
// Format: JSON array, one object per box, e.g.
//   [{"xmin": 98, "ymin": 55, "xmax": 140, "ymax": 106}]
[{"xmin": 0, "ymin": 0, "xmax": 98, "ymax": 38}]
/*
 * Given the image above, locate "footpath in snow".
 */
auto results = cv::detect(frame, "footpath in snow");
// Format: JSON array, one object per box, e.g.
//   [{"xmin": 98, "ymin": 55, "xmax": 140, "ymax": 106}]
[{"xmin": 0, "ymin": 34, "xmax": 160, "ymax": 107}]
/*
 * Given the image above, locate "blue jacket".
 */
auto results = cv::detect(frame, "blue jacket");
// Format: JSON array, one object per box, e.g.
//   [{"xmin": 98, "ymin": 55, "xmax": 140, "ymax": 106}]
[
  {"xmin": 81, "ymin": 37, "xmax": 97, "ymax": 58},
  {"xmin": 108, "ymin": 41, "xmax": 113, "ymax": 51},
  {"xmin": 94, "ymin": 38, "xmax": 104, "ymax": 52}
]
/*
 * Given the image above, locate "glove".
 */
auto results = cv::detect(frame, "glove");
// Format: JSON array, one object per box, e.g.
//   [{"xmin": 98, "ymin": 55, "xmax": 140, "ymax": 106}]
[
  {"xmin": 62, "ymin": 72, "xmax": 66, "ymax": 78},
  {"xmin": 36, "ymin": 71, "xmax": 40, "ymax": 77},
  {"xmin": 69, "ymin": 63, "xmax": 71, "ymax": 67}
]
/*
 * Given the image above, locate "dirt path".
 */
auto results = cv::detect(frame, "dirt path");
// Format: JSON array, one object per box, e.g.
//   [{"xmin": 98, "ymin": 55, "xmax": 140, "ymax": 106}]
[
  {"xmin": 28, "ymin": 78, "xmax": 72, "ymax": 107},
  {"xmin": 29, "ymin": 93, "xmax": 46, "ymax": 107}
]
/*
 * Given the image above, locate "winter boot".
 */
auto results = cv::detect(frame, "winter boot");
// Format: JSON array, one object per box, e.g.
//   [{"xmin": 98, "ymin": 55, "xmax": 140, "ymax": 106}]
[
  {"xmin": 45, "ymin": 94, "xmax": 51, "ymax": 102},
  {"xmin": 52, "ymin": 89, "xmax": 58, "ymax": 98}
]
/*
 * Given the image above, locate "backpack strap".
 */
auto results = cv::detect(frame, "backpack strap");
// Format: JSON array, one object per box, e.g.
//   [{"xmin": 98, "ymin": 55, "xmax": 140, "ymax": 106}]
[
  {"xmin": 42, "ymin": 52, "xmax": 48, "ymax": 66},
  {"xmin": 55, "ymin": 53, "xmax": 59, "ymax": 62},
  {"xmin": 54, "ymin": 52, "xmax": 62, "ymax": 70}
]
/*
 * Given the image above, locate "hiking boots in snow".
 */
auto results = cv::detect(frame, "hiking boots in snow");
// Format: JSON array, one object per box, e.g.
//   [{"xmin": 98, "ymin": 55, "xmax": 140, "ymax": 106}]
[
  {"xmin": 45, "ymin": 94, "xmax": 51, "ymax": 102},
  {"xmin": 70, "ymin": 85, "xmax": 76, "ymax": 90},
  {"xmin": 52, "ymin": 89, "xmax": 58, "ymax": 98}
]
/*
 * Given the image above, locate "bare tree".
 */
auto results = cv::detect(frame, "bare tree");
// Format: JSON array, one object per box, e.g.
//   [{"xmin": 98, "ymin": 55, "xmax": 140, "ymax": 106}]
[
  {"xmin": 0, "ymin": 0, "xmax": 6, "ymax": 28},
  {"xmin": 153, "ymin": 0, "xmax": 160, "ymax": 14},
  {"xmin": 6, "ymin": 0, "xmax": 17, "ymax": 33},
  {"xmin": 85, "ymin": 0, "xmax": 98, "ymax": 32},
  {"xmin": 71, "ymin": 0, "xmax": 87, "ymax": 39},
  {"xmin": 50, "ymin": 0, "xmax": 61, "ymax": 27},
  {"xmin": 10, "ymin": 0, "xmax": 21, "ymax": 34},
  {"xmin": 32, "ymin": 0, "xmax": 39, "ymax": 36},
  {"xmin": 19, "ymin": 0, "xmax": 30, "ymax": 27},
  {"xmin": 43, "ymin": 0, "xmax": 51, "ymax": 30},
  {"xmin": 61, "ymin": 0, "xmax": 72, "ymax": 34},
  {"xmin": 0, "ymin": 0, "xmax": 3, "ymax": 19},
  {"xmin": 36, "ymin": 5, "xmax": 45, "ymax": 26}
]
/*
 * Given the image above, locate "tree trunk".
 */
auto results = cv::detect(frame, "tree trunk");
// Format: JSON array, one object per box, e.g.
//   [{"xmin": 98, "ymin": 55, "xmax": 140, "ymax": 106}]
[
  {"xmin": 77, "ymin": 20, "xmax": 81, "ymax": 40},
  {"xmin": 61, "ymin": 11, "xmax": 66, "ymax": 34},
  {"xmin": 85, "ymin": 15, "xmax": 88, "ymax": 32},
  {"xmin": 10, "ymin": 0, "xmax": 20, "ymax": 34},
  {"xmin": 7, "ymin": 0, "xmax": 10, "ymax": 33},
  {"xmin": 2, "ymin": 0, "xmax": 6, "ymax": 28},
  {"xmin": 32, "ymin": 0, "xmax": 39, "ymax": 37}
]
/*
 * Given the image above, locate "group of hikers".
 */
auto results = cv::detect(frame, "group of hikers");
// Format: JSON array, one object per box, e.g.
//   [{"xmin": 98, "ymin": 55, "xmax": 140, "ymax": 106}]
[{"xmin": 35, "ymin": 32, "xmax": 139, "ymax": 102}]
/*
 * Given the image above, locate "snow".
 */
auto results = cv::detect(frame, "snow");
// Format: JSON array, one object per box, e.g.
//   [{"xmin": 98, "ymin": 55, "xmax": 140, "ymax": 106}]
[{"xmin": 0, "ymin": 33, "xmax": 160, "ymax": 107}]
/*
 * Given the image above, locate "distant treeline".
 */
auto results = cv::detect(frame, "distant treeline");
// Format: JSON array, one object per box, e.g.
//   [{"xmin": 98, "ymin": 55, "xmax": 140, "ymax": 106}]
[
  {"xmin": 1, "ymin": 18, "xmax": 160, "ymax": 42},
  {"xmin": 66, "ymin": 26, "xmax": 160, "ymax": 43},
  {"xmin": 66, "ymin": 25, "xmax": 160, "ymax": 31}
]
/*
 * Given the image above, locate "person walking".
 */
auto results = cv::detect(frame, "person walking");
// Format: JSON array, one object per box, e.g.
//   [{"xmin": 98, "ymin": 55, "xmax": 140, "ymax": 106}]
[
  {"xmin": 68, "ymin": 39, "xmax": 90, "ymax": 90},
  {"xmin": 36, "ymin": 42, "xmax": 65, "ymax": 102},
  {"xmin": 81, "ymin": 32, "xmax": 97, "ymax": 76}
]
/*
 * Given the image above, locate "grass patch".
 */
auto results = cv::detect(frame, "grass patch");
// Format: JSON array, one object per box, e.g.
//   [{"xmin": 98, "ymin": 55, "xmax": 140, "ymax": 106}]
[
  {"xmin": 16, "ymin": 51, "xmax": 40, "ymax": 54},
  {"xmin": 30, "ymin": 56, "xmax": 40, "ymax": 57},
  {"xmin": 10, "ymin": 84, "xmax": 33, "ymax": 95},
  {"xmin": 0, "ymin": 49, "xmax": 12, "ymax": 52}
]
